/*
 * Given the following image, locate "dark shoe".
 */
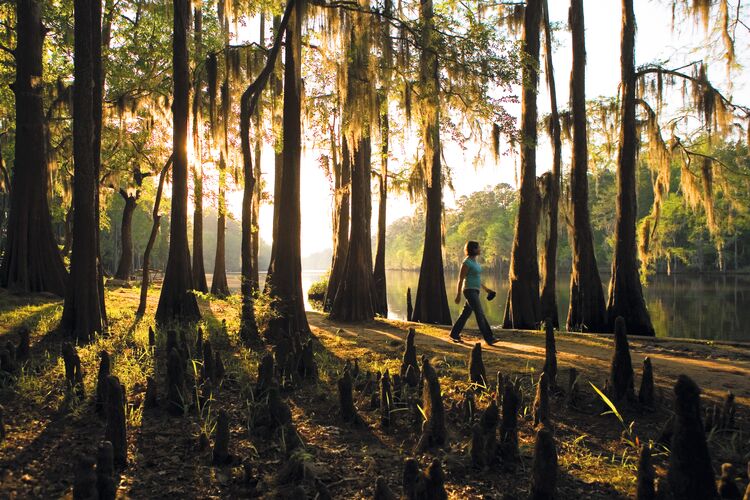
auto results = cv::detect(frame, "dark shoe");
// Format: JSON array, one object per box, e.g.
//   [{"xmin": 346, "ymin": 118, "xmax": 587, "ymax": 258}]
[
  {"xmin": 450, "ymin": 334, "xmax": 463, "ymax": 343},
  {"xmin": 484, "ymin": 335, "xmax": 495, "ymax": 346}
]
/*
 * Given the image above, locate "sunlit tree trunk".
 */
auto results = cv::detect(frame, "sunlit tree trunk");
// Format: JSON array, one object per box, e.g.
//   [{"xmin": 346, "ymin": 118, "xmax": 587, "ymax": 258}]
[
  {"xmin": 373, "ymin": 109, "xmax": 388, "ymax": 317},
  {"xmin": 606, "ymin": 0, "xmax": 654, "ymax": 335},
  {"xmin": 114, "ymin": 190, "xmax": 137, "ymax": 280},
  {"xmin": 62, "ymin": 0, "xmax": 105, "ymax": 341},
  {"xmin": 324, "ymin": 133, "xmax": 350, "ymax": 311},
  {"xmin": 191, "ymin": 5, "xmax": 208, "ymax": 293},
  {"xmin": 251, "ymin": 121, "xmax": 262, "ymax": 289},
  {"xmin": 503, "ymin": 0, "xmax": 542, "ymax": 330},
  {"xmin": 155, "ymin": 0, "xmax": 201, "ymax": 325},
  {"xmin": 266, "ymin": 0, "xmax": 308, "ymax": 335},
  {"xmin": 1, "ymin": 0, "xmax": 67, "ymax": 296},
  {"xmin": 567, "ymin": 0, "xmax": 607, "ymax": 333},
  {"xmin": 210, "ymin": 150, "xmax": 230, "ymax": 297},
  {"xmin": 412, "ymin": 0, "xmax": 451, "ymax": 326},
  {"xmin": 266, "ymin": 14, "xmax": 284, "ymax": 281},
  {"xmin": 539, "ymin": 0, "xmax": 560, "ymax": 328}
]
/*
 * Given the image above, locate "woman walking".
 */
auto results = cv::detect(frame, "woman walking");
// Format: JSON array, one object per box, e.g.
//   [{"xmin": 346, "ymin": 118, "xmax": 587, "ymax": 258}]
[{"xmin": 449, "ymin": 241, "xmax": 496, "ymax": 345}]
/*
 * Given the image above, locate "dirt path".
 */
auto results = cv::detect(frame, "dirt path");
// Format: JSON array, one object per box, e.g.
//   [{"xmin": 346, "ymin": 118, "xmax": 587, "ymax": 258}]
[{"xmin": 308, "ymin": 312, "xmax": 750, "ymax": 408}]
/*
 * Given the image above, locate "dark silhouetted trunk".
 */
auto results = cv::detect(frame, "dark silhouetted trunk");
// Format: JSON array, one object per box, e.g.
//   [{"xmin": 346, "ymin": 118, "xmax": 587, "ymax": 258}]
[
  {"xmin": 155, "ymin": 0, "xmax": 201, "ymax": 324},
  {"xmin": 373, "ymin": 110, "xmax": 388, "ymax": 317},
  {"xmin": 503, "ymin": 0, "xmax": 542, "ymax": 330},
  {"xmin": 251, "ymin": 127, "xmax": 262, "ymax": 289},
  {"xmin": 324, "ymin": 135, "xmax": 350, "ymax": 311},
  {"xmin": 265, "ymin": 0, "xmax": 308, "ymax": 335},
  {"xmin": 1, "ymin": 0, "xmax": 67, "ymax": 296},
  {"xmin": 238, "ymin": 1, "xmax": 294, "ymax": 341},
  {"xmin": 114, "ymin": 190, "xmax": 137, "ymax": 280},
  {"xmin": 266, "ymin": 14, "xmax": 284, "ymax": 279},
  {"xmin": 210, "ymin": 151, "xmax": 230, "ymax": 297},
  {"xmin": 62, "ymin": 0, "xmax": 105, "ymax": 341},
  {"xmin": 606, "ymin": 0, "xmax": 654, "ymax": 335},
  {"xmin": 92, "ymin": 0, "xmax": 107, "ymax": 328},
  {"xmin": 330, "ymin": 136, "xmax": 375, "ymax": 321},
  {"xmin": 566, "ymin": 0, "xmax": 607, "ymax": 333},
  {"xmin": 539, "ymin": 0, "xmax": 560, "ymax": 328},
  {"xmin": 137, "ymin": 156, "xmax": 172, "ymax": 318},
  {"xmin": 191, "ymin": 5, "xmax": 208, "ymax": 293},
  {"xmin": 412, "ymin": 0, "xmax": 451, "ymax": 326}
]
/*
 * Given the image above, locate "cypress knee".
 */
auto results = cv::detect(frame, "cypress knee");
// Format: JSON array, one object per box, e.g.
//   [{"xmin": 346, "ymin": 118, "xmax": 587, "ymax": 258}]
[
  {"xmin": 73, "ymin": 455, "xmax": 97, "ymax": 500},
  {"xmin": 338, "ymin": 368, "xmax": 362, "ymax": 425},
  {"xmin": 529, "ymin": 425, "xmax": 557, "ymax": 500},
  {"xmin": 148, "ymin": 326, "xmax": 155, "ymax": 347},
  {"xmin": 717, "ymin": 463, "xmax": 741, "ymax": 499},
  {"xmin": 639, "ymin": 357, "xmax": 654, "ymax": 408},
  {"xmin": 144, "ymin": 376, "xmax": 157, "ymax": 409},
  {"xmin": 469, "ymin": 342, "xmax": 487, "ymax": 388},
  {"xmin": 496, "ymin": 371, "xmax": 503, "ymax": 408},
  {"xmin": 470, "ymin": 399, "xmax": 499, "ymax": 468},
  {"xmin": 214, "ymin": 352, "xmax": 225, "ymax": 383},
  {"xmin": 542, "ymin": 319, "xmax": 557, "ymax": 388},
  {"xmin": 96, "ymin": 441, "xmax": 116, "ymax": 500},
  {"xmin": 62, "ymin": 342, "xmax": 84, "ymax": 398},
  {"xmin": 202, "ymin": 340, "xmax": 215, "ymax": 382},
  {"xmin": 667, "ymin": 375, "xmax": 718, "ymax": 500},
  {"xmin": 374, "ymin": 476, "xmax": 397, "ymax": 500},
  {"xmin": 299, "ymin": 339, "xmax": 318, "ymax": 380},
  {"xmin": 416, "ymin": 356, "xmax": 446, "ymax": 452},
  {"xmin": 406, "ymin": 287, "xmax": 413, "ymax": 322},
  {"xmin": 533, "ymin": 372, "xmax": 550, "ymax": 427},
  {"xmin": 400, "ymin": 328, "xmax": 420, "ymax": 387},
  {"xmin": 425, "ymin": 459, "xmax": 448, "ymax": 500},
  {"xmin": 105, "ymin": 375, "xmax": 127, "ymax": 469},
  {"xmin": 636, "ymin": 444, "xmax": 655, "ymax": 500},
  {"xmin": 96, "ymin": 351, "xmax": 111, "ymax": 414},
  {"xmin": 212, "ymin": 409, "xmax": 231, "ymax": 464},
  {"xmin": 380, "ymin": 369, "xmax": 393, "ymax": 428},
  {"xmin": 720, "ymin": 392, "xmax": 736, "ymax": 430},
  {"xmin": 500, "ymin": 380, "xmax": 521, "ymax": 463},
  {"xmin": 565, "ymin": 367, "xmax": 580, "ymax": 408},
  {"xmin": 609, "ymin": 316, "xmax": 635, "ymax": 402},
  {"xmin": 195, "ymin": 326, "xmax": 204, "ymax": 356},
  {"xmin": 16, "ymin": 327, "xmax": 30, "ymax": 362},
  {"xmin": 256, "ymin": 353, "xmax": 275, "ymax": 396},
  {"xmin": 167, "ymin": 347, "xmax": 186, "ymax": 416},
  {"xmin": 743, "ymin": 462, "xmax": 749, "ymax": 500}
]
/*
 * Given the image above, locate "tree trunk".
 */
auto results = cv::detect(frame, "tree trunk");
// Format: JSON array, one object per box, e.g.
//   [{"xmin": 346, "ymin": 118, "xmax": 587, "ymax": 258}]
[
  {"xmin": 114, "ymin": 190, "xmax": 137, "ymax": 280},
  {"xmin": 412, "ymin": 0, "xmax": 451, "ymax": 326},
  {"xmin": 324, "ymin": 134, "xmax": 350, "ymax": 312},
  {"xmin": 251, "ymin": 127, "xmax": 262, "ymax": 290},
  {"xmin": 1, "ymin": 0, "xmax": 68, "ymax": 296},
  {"xmin": 210, "ymin": 152, "xmax": 230, "ymax": 297},
  {"xmin": 155, "ymin": 0, "xmax": 201, "ymax": 325},
  {"xmin": 191, "ymin": 5, "xmax": 208, "ymax": 293},
  {"xmin": 566, "ymin": 0, "xmax": 607, "ymax": 333},
  {"xmin": 502, "ymin": 0, "xmax": 542, "ymax": 330},
  {"xmin": 62, "ymin": 0, "xmax": 104, "ymax": 341},
  {"xmin": 266, "ymin": 14, "xmax": 284, "ymax": 281},
  {"xmin": 137, "ymin": 156, "xmax": 172, "ymax": 318},
  {"xmin": 265, "ymin": 0, "xmax": 308, "ymax": 336},
  {"xmin": 606, "ymin": 0, "xmax": 654, "ymax": 335},
  {"xmin": 539, "ymin": 0, "xmax": 560, "ymax": 328},
  {"xmin": 373, "ymin": 109, "xmax": 388, "ymax": 317},
  {"xmin": 92, "ymin": 0, "xmax": 107, "ymax": 327},
  {"xmin": 330, "ymin": 135, "xmax": 375, "ymax": 322}
]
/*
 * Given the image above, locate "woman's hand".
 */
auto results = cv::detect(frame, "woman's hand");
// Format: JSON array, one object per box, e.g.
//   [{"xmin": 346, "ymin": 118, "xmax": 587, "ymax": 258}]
[{"xmin": 454, "ymin": 293, "xmax": 461, "ymax": 304}]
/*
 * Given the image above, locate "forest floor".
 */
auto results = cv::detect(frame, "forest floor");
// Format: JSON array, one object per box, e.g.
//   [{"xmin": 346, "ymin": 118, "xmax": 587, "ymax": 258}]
[{"xmin": 0, "ymin": 284, "xmax": 748, "ymax": 499}]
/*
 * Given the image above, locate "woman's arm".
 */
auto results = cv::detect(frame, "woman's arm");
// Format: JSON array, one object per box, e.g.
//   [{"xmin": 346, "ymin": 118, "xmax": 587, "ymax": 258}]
[{"xmin": 455, "ymin": 263, "xmax": 467, "ymax": 304}]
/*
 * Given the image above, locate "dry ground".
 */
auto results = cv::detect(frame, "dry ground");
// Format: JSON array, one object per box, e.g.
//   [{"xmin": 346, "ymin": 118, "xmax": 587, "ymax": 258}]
[{"xmin": 0, "ymin": 285, "xmax": 748, "ymax": 499}]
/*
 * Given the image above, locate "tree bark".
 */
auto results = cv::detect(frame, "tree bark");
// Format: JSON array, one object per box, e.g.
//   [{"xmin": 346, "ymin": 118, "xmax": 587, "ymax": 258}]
[
  {"xmin": 136, "ymin": 156, "xmax": 172, "ymax": 318},
  {"xmin": 266, "ymin": 14, "xmax": 284, "ymax": 281},
  {"xmin": 191, "ymin": 5, "xmax": 208, "ymax": 293},
  {"xmin": 1, "ymin": 0, "xmax": 68, "ymax": 296},
  {"xmin": 62, "ymin": 0, "xmax": 105, "ymax": 341},
  {"xmin": 566, "ymin": 0, "xmax": 607, "ymax": 333},
  {"xmin": 373, "ymin": 109, "xmax": 388, "ymax": 317},
  {"xmin": 412, "ymin": 0, "xmax": 451, "ymax": 326},
  {"xmin": 92, "ymin": 0, "xmax": 107, "ymax": 327},
  {"xmin": 502, "ymin": 0, "xmax": 542, "ymax": 330},
  {"xmin": 539, "ymin": 0, "xmax": 560, "ymax": 328},
  {"xmin": 114, "ymin": 189, "xmax": 137, "ymax": 280},
  {"xmin": 251, "ymin": 125, "xmax": 262, "ymax": 290},
  {"xmin": 324, "ymin": 134, "xmax": 350, "ymax": 312},
  {"xmin": 606, "ymin": 0, "xmax": 654, "ymax": 335},
  {"xmin": 265, "ymin": 0, "xmax": 308, "ymax": 336},
  {"xmin": 155, "ymin": 0, "xmax": 201, "ymax": 325}
]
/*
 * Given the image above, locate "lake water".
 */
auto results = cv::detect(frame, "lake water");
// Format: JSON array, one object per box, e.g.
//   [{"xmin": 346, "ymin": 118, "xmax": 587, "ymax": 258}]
[{"xmin": 219, "ymin": 270, "xmax": 750, "ymax": 341}]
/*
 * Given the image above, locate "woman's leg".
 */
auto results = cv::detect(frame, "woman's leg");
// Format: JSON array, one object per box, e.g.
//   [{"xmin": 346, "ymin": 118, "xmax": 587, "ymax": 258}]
[
  {"xmin": 449, "ymin": 297, "xmax": 474, "ymax": 340},
  {"xmin": 465, "ymin": 290, "xmax": 494, "ymax": 344}
]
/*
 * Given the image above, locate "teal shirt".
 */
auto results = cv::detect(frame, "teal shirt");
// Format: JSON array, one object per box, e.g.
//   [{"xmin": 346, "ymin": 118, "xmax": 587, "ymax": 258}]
[{"xmin": 463, "ymin": 257, "xmax": 482, "ymax": 290}]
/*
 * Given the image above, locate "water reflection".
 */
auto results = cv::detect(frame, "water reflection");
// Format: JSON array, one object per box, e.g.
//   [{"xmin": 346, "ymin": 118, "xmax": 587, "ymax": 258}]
[{"xmin": 221, "ymin": 270, "xmax": 750, "ymax": 341}]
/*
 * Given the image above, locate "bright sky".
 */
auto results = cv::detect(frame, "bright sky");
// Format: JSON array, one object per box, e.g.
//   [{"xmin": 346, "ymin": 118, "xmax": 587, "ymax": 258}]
[{"xmin": 225, "ymin": 0, "xmax": 749, "ymax": 257}]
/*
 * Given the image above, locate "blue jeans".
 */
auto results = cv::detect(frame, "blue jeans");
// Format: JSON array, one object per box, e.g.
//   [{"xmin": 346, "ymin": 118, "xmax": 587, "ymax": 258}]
[{"xmin": 449, "ymin": 289, "xmax": 494, "ymax": 342}]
